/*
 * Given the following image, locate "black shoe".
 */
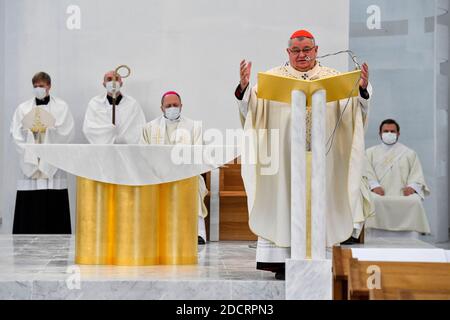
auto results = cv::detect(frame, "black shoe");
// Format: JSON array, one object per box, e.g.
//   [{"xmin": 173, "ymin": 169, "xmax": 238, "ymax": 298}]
[
  {"xmin": 340, "ymin": 236, "xmax": 359, "ymax": 245},
  {"xmin": 275, "ymin": 271, "xmax": 285, "ymax": 280},
  {"xmin": 198, "ymin": 236, "xmax": 206, "ymax": 245}
]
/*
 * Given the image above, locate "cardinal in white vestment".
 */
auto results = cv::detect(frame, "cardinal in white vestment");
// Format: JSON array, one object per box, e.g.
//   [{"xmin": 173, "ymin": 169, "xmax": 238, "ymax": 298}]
[
  {"xmin": 365, "ymin": 119, "xmax": 431, "ymax": 235},
  {"xmin": 235, "ymin": 29, "xmax": 373, "ymax": 279},
  {"xmin": 10, "ymin": 72, "xmax": 75, "ymax": 234},
  {"xmin": 83, "ymin": 70, "xmax": 146, "ymax": 144},
  {"xmin": 141, "ymin": 91, "xmax": 209, "ymax": 245}
]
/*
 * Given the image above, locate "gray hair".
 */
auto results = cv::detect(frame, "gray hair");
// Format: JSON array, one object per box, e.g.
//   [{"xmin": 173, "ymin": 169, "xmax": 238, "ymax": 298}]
[{"xmin": 288, "ymin": 36, "xmax": 316, "ymax": 47}]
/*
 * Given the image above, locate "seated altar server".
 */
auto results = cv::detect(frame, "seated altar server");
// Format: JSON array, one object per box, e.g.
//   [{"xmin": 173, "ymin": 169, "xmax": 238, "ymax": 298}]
[
  {"xmin": 365, "ymin": 119, "xmax": 431, "ymax": 235},
  {"xmin": 83, "ymin": 70, "xmax": 146, "ymax": 144},
  {"xmin": 10, "ymin": 72, "xmax": 75, "ymax": 234},
  {"xmin": 141, "ymin": 91, "xmax": 209, "ymax": 244}
]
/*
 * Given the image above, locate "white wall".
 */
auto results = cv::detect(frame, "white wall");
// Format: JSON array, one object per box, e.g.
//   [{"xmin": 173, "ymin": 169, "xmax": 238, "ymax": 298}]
[
  {"xmin": 349, "ymin": 0, "xmax": 449, "ymax": 243},
  {"xmin": 0, "ymin": 0, "xmax": 350, "ymax": 233},
  {"xmin": 436, "ymin": 0, "xmax": 449, "ymax": 242},
  {"xmin": 0, "ymin": 0, "xmax": 5, "ymax": 227},
  {"xmin": 447, "ymin": 2, "xmax": 450, "ymax": 233}
]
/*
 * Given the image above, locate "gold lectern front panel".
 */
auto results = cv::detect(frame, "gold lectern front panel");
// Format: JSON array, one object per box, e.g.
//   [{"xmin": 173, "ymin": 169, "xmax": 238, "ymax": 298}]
[{"xmin": 75, "ymin": 177, "xmax": 199, "ymax": 266}]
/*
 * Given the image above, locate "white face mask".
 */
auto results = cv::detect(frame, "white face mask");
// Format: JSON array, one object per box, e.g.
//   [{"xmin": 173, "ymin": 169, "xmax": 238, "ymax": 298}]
[
  {"xmin": 105, "ymin": 81, "xmax": 122, "ymax": 95},
  {"xmin": 34, "ymin": 87, "xmax": 48, "ymax": 100},
  {"xmin": 382, "ymin": 132, "xmax": 398, "ymax": 145},
  {"xmin": 164, "ymin": 107, "xmax": 181, "ymax": 121}
]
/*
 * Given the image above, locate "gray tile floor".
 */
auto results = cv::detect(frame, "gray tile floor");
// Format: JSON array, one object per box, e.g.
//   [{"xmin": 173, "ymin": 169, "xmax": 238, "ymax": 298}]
[
  {"xmin": 0, "ymin": 235, "xmax": 285, "ymax": 299},
  {"xmin": 435, "ymin": 241, "xmax": 450, "ymax": 250},
  {"xmin": 0, "ymin": 235, "xmax": 443, "ymax": 300},
  {"xmin": 0, "ymin": 235, "xmax": 278, "ymax": 281}
]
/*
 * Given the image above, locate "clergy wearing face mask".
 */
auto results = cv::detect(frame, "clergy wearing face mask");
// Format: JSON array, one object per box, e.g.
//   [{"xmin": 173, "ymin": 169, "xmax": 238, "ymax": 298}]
[
  {"xmin": 10, "ymin": 72, "xmax": 75, "ymax": 234},
  {"xmin": 365, "ymin": 119, "xmax": 431, "ymax": 236},
  {"xmin": 141, "ymin": 91, "xmax": 209, "ymax": 245},
  {"xmin": 82, "ymin": 71, "xmax": 146, "ymax": 144}
]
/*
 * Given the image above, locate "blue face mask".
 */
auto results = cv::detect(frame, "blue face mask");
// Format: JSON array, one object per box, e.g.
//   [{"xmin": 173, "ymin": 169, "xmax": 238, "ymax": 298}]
[{"xmin": 164, "ymin": 107, "xmax": 181, "ymax": 121}]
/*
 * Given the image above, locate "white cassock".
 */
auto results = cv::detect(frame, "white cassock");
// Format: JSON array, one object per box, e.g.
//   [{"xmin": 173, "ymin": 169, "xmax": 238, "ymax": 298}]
[
  {"xmin": 11, "ymin": 96, "xmax": 75, "ymax": 190},
  {"xmin": 365, "ymin": 143, "xmax": 431, "ymax": 234},
  {"xmin": 237, "ymin": 63, "xmax": 373, "ymax": 267},
  {"xmin": 141, "ymin": 115, "xmax": 209, "ymax": 240},
  {"xmin": 83, "ymin": 94, "xmax": 146, "ymax": 144}
]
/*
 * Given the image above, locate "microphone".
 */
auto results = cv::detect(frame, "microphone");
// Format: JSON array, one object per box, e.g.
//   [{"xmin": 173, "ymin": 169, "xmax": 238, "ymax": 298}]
[{"xmin": 316, "ymin": 50, "xmax": 361, "ymax": 70}]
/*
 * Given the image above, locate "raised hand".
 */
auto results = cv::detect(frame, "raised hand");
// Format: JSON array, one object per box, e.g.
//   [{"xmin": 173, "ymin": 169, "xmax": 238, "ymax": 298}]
[
  {"xmin": 359, "ymin": 63, "xmax": 369, "ymax": 89},
  {"xmin": 240, "ymin": 60, "xmax": 252, "ymax": 91}
]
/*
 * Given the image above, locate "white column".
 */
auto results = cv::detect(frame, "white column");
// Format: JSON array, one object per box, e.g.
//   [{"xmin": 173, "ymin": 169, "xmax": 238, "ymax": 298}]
[
  {"xmin": 0, "ymin": 0, "xmax": 4, "ymax": 231},
  {"xmin": 311, "ymin": 90, "xmax": 327, "ymax": 260},
  {"xmin": 287, "ymin": 89, "xmax": 332, "ymax": 300},
  {"xmin": 209, "ymin": 168, "xmax": 220, "ymax": 241},
  {"xmin": 291, "ymin": 90, "xmax": 307, "ymax": 260}
]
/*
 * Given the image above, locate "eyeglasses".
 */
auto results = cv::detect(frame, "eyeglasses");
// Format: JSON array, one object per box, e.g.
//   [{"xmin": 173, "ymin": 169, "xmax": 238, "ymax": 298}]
[{"xmin": 288, "ymin": 47, "xmax": 316, "ymax": 55}]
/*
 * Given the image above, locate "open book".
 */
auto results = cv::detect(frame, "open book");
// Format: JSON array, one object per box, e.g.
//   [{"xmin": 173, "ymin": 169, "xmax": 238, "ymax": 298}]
[{"xmin": 257, "ymin": 69, "xmax": 361, "ymax": 106}]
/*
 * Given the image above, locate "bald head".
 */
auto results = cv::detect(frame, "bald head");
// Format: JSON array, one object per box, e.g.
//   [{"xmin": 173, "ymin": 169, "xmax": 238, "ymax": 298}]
[{"xmin": 103, "ymin": 71, "xmax": 123, "ymax": 86}]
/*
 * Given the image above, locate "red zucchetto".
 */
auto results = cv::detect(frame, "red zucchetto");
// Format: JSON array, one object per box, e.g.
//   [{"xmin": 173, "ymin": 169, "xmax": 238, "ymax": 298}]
[{"xmin": 290, "ymin": 29, "xmax": 314, "ymax": 39}]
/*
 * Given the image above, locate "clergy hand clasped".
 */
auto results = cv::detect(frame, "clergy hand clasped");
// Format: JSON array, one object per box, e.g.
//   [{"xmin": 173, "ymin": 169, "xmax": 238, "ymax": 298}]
[
  {"xmin": 372, "ymin": 187, "xmax": 385, "ymax": 196},
  {"xmin": 403, "ymin": 187, "xmax": 416, "ymax": 197}
]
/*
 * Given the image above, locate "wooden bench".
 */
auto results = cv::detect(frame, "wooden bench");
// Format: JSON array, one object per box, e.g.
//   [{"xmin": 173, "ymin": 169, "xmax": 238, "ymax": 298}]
[
  {"xmin": 332, "ymin": 246, "xmax": 353, "ymax": 300},
  {"xmin": 369, "ymin": 288, "xmax": 450, "ymax": 300},
  {"xmin": 218, "ymin": 161, "xmax": 256, "ymax": 241},
  {"xmin": 332, "ymin": 246, "xmax": 450, "ymax": 300},
  {"xmin": 348, "ymin": 258, "xmax": 450, "ymax": 300}
]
